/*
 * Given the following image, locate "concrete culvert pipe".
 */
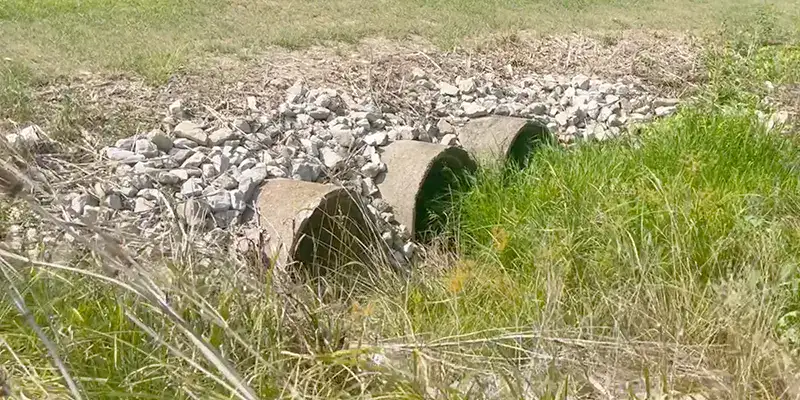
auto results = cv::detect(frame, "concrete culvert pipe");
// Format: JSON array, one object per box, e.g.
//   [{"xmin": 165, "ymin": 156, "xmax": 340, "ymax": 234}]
[
  {"xmin": 256, "ymin": 179, "xmax": 380, "ymax": 278},
  {"xmin": 378, "ymin": 141, "xmax": 477, "ymax": 241},
  {"xmin": 459, "ymin": 116, "xmax": 554, "ymax": 167}
]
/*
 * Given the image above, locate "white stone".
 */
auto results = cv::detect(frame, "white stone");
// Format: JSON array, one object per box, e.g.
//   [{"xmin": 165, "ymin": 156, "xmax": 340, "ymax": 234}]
[
  {"xmin": 364, "ymin": 131, "xmax": 388, "ymax": 146},
  {"xmin": 292, "ymin": 161, "xmax": 321, "ymax": 182},
  {"xmin": 202, "ymin": 163, "xmax": 219, "ymax": 179},
  {"xmin": 210, "ymin": 153, "xmax": 229, "ymax": 174},
  {"xmin": 458, "ymin": 78, "xmax": 476, "ymax": 94},
  {"xmin": 205, "ymin": 189, "xmax": 232, "ymax": 212},
  {"xmin": 361, "ymin": 162, "xmax": 384, "ymax": 178},
  {"xmin": 332, "ymin": 126, "xmax": 354, "ymax": 147},
  {"xmin": 286, "ymin": 80, "xmax": 306, "ymax": 103},
  {"xmin": 181, "ymin": 178, "xmax": 204, "ymax": 197},
  {"xmin": 439, "ymin": 82, "xmax": 459, "ymax": 96},
  {"xmin": 653, "ymin": 98, "xmax": 679, "ymax": 108},
  {"xmin": 655, "ymin": 106, "xmax": 677, "ymax": 117},
  {"xmin": 169, "ymin": 169, "xmax": 190, "ymax": 181},
  {"xmin": 319, "ymin": 147, "xmax": 344, "ymax": 169},
  {"xmin": 168, "ymin": 100, "xmax": 185, "ymax": 119},
  {"xmin": 71, "ymin": 193, "xmax": 97, "ymax": 215},
  {"xmin": 208, "ymin": 127, "xmax": 237, "ymax": 146},
  {"xmin": 134, "ymin": 139, "xmax": 159, "ymax": 158},
  {"xmin": 106, "ymin": 148, "xmax": 145, "ymax": 164},
  {"xmin": 173, "ymin": 121, "xmax": 207, "ymax": 145},
  {"xmin": 104, "ymin": 194, "xmax": 123, "ymax": 210},
  {"xmin": 463, "ymin": 102, "xmax": 488, "ymax": 118},
  {"xmin": 173, "ymin": 138, "xmax": 198, "ymax": 149},
  {"xmin": 157, "ymin": 171, "xmax": 182, "ymax": 185},
  {"xmin": 181, "ymin": 152, "xmax": 206, "ymax": 168},
  {"xmin": 134, "ymin": 197, "xmax": 155, "ymax": 213},
  {"xmin": 440, "ymin": 134, "xmax": 458, "ymax": 146},
  {"xmin": 147, "ymin": 129, "xmax": 173, "ymax": 152},
  {"xmin": 572, "ymin": 74, "xmax": 590, "ymax": 90}
]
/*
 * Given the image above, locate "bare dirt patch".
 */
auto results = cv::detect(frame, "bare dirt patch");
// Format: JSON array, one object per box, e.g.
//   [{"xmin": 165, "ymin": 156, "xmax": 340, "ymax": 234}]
[{"xmin": 2, "ymin": 31, "xmax": 704, "ymax": 145}]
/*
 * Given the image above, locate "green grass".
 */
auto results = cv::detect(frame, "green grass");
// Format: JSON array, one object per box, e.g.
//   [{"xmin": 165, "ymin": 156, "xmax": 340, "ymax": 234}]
[
  {"xmin": 1, "ymin": 0, "xmax": 799, "ymax": 84},
  {"xmin": 4, "ymin": 105, "xmax": 800, "ymax": 399}
]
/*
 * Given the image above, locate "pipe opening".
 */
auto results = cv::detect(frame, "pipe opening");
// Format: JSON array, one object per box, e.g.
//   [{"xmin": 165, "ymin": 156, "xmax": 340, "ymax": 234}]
[
  {"xmin": 292, "ymin": 190, "xmax": 377, "ymax": 279},
  {"xmin": 414, "ymin": 148, "xmax": 477, "ymax": 242},
  {"xmin": 506, "ymin": 121, "xmax": 556, "ymax": 168}
]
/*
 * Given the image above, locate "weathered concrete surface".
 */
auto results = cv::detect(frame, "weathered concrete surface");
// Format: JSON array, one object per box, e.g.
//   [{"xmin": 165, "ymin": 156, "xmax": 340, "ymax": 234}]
[
  {"xmin": 256, "ymin": 179, "xmax": 376, "ymax": 275},
  {"xmin": 378, "ymin": 141, "xmax": 477, "ymax": 239},
  {"xmin": 459, "ymin": 116, "xmax": 553, "ymax": 166}
]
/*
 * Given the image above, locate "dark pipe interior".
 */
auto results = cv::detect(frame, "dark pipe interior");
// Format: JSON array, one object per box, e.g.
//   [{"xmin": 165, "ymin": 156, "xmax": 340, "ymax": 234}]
[
  {"xmin": 415, "ymin": 151, "xmax": 477, "ymax": 242},
  {"xmin": 506, "ymin": 122, "xmax": 556, "ymax": 168}
]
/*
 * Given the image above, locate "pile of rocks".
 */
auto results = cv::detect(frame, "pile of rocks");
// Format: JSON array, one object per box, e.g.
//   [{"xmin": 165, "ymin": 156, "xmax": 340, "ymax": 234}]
[{"xmin": 6, "ymin": 69, "xmax": 684, "ymax": 262}]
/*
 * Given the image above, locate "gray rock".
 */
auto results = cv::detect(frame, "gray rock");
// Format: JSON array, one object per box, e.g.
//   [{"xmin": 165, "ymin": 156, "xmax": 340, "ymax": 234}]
[
  {"xmin": 439, "ymin": 82, "xmax": 459, "ymax": 96},
  {"xmin": 332, "ymin": 126, "xmax": 354, "ymax": 147},
  {"xmin": 319, "ymin": 147, "xmax": 344, "ymax": 169},
  {"xmin": 106, "ymin": 148, "xmax": 145, "ymax": 164},
  {"xmin": 229, "ymin": 189, "xmax": 247, "ymax": 210},
  {"xmin": 137, "ymin": 188, "xmax": 161, "ymax": 201},
  {"xmin": 653, "ymin": 98, "xmax": 680, "ymax": 108},
  {"xmin": 286, "ymin": 80, "xmax": 306, "ymax": 104},
  {"xmin": 555, "ymin": 112, "xmax": 570, "ymax": 127},
  {"xmin": 655, "ymin": 106, "xmax": 677, "ymax": 117},
  {"xmin": 104, "ymin": 194, "xmax": 123, "ymax": 210},
  {"xmin": 437, "ymin": 119, "xmax": 455, "ymax": 135},
  {"xmin": 157, "ymin": 171, "xmax": 182, "ymax": 185},
  {"xmin": 291, "ymin": 161, "xmax": 321, "ymax": 182},
  {"xmin": 240, "ymin": 164, "xmax": 267, "ymax": 184},
  {"xmin": 168, "ymin": 100, "xmax": 185, "ymax": 119},
  {"xmin": 572, "ymin": 74, "xmax": 590, "ymax": 90},
  {"xmin": 71, "ymin": 193, "xmax": 97, "ymax": 215},
  {"xmin": 361, "ymin": 162, "xmax": 384, "ymax": 178},
  {"xmin": 308, "ymin": 107, "xmax": 331, "ymax": 120},
  {"xmin": 147, "ymin": 129, "xmax": 173, "ymax": 152},
  {"xmin": 174, "ymin": 121, "xmax": 207, "ymax": 145},
  {"xmin": 440, "ymin": 134, "xmax": 458, "ymax": 146},
  {"xmin": 211, "ymin": 209, "xmax": 238, "ymax": 228},
  {"xmin": 266, "ymin": 165, "xmax": 288, "ymax": 178},
  {"xmin": 130, "ymin": 174, "xmax": 153, "ymax": 190},
  {"xmin": 607, "ymin": 114, "xmax": 624, "ymax": 127},
  {"xmin": 232, "ymin": 118, "xmax": 251, "ymax": 133},
  {"xmin": 170, "ymin": 149, "xmax": 193, "ymax": 164},
  {"xmin": 181, "ymin": 178, "xmax": 204, "ymax": 197},
  {"xmin": 181, "ymin": 152, "xmax": 206, "ymax": 168},
  {"xmin": 463, "ymin": 102, "xmax": 488, "ymax": 118},
  {"xmin": 598, "ymin": 106, "xmax": 614, "ymax": 122},
  {"xmin": 134, "ymin": 197, "xmax": 156, "ymax": 213},
  {"xmin": 134, "ymin": 139, "xmax": 159, "ymax": 158},
  {"xmin": 213, "ymin": 174, "xmax": 238, "ymax": 190},
  {"xmin": 114, "ymin": 137, "xmax": 136, "ymax": 150},
  {"xmin": 605, "ymin": 94, "xmax": 620, "ymax": 105},
  {"xmin": 118, "ymin": 185, "xmax": 139, "ymax": 198},
  {"xmin": 201, "ymin": 163, "xmax": 219, "ymax": 179},
  {"xmin": 411, "ymin": 67, "xmax": 426, "ymax": 80},
  {"xmin": 458, "ymin": 78, "xmax": 476, "ymax": 94},
  {"xmin": 531, "ymin": 103, "xmax": 548, "ymax": 115},
  {"xmin": 364, "ymin": 131, "xmax": 388, "ymax": 146},
  {"xmin": 169, "ymin": 169, "xmax": 190, "ymax": 181},
  {"xmin": 208, "ymin": 127, "xmax": 237, "ymax": 146},
  {"xmin": 173, "ymin": 138, "xmax": 198, "ymax": 149},
  {"xmin": 205, "ymin": 189, "xmax": 232, "ymax": 212},
  {"xmin": 239, "ymin": 158, "xmax": 256, "ymax": 171},
  {"xmin": 210, "ymin": 153, "xmax": 229, "ymax": 174}
]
